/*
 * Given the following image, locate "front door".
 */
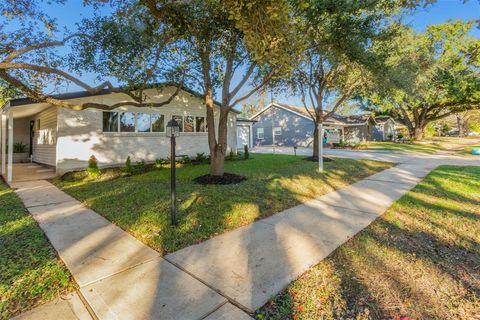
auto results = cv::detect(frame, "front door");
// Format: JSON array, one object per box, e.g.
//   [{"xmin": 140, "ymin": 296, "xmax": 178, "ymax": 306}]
[{"xmin": 29, "ymin": 120, "xmax": 34, "ymax": 156}]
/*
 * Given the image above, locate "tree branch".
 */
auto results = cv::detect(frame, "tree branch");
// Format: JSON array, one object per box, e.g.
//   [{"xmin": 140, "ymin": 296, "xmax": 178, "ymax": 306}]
[
  {"xmin": 3, "ymin": 33, "xmax": 85, "ymax": 63},
  {"xmin": 229, "ymin": 62, "xmax": 256, "ymax": 101},
  {"xmin": 228, "ymin": 69, "xmax": 276, "ymax": 108}
]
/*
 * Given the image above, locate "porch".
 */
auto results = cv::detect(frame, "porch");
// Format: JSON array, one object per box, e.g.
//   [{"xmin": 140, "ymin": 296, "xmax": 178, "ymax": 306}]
[
  {"xmin": 1, "ymin": 100, "xmax": 57, "ymax": 182},
  {"xmin": 8, "ymin": 163, "xmax": 56, "ymax": 183}
]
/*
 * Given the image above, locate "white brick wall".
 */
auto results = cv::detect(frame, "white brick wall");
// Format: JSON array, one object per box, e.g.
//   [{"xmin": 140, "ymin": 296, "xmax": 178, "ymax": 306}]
[{"xmin": 56, "ymin": 87, "xmax": 237, "ymax": 173}]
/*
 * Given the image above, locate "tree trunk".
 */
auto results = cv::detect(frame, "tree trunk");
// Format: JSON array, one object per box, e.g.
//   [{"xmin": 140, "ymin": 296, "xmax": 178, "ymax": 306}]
[
  {"xmin": 456, "ymin": 114, "xmax": 469, "ymax": 136},
  {"xmin": 209, "ymin": 108, "xmax": 229, "ymax": 176},
  {"xmin": 410, "ymin": 126, "xmax": 425, "ymax": 140},
  {"xmin": 312, "ymin": 121, "xmax": 319, "ymax": 159}
]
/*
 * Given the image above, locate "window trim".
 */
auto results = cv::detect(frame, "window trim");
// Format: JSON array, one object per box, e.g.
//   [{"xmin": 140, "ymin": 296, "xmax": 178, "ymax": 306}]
[
  {"xmin": 136, "ymin": 112, "xmax": 152, "ymax": 133},
  {"xmin": 119, "ymin": 112, "xmax": 136, "ymax": 133},
  {"xmin": 151, "ymin": 113, "xmax": 165, "ymax": 133},
  {"xmin": 184, "ymin": 115, "xmax": 195, "ymax": 133},
  {"xmin": 195, "ymin": 116, "xmax": 206, "ymax": 132},
  {"xmin": 257, "ymin": 127, "xmax": 264, "ymax": 140},
  {"xmin": 101, "ymin": 111, "xmax": 208, "ymax": 135},
  {"xmin": 273, "ymin": 127, "xmax": 282, "ymax": 136}
]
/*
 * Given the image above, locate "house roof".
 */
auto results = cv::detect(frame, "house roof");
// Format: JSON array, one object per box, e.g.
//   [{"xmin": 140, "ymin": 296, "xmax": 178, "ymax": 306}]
[
  {"xmin": 237, "ymin": 117, "xmax": 257, "ymax": 123},
  {"xmin": 250, "ymin": 102, "xmax": 376, "ymax": 126},
  {"xmin": 2, "ymin": 82, "xmax": 241, "ymax": 114},
  {"xmin": 374, "ymin": 115, "xmax": 395, "ymax": 125}
]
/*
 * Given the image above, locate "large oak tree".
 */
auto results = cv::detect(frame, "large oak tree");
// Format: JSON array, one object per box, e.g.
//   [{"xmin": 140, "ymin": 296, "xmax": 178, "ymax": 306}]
[
  {"xmin": 0, "ymin": 0, "xmax": 183, "ymax": 110},
  {"xmin": 362, "ymin": 21, "xmax": 480, "ymax": 140}
]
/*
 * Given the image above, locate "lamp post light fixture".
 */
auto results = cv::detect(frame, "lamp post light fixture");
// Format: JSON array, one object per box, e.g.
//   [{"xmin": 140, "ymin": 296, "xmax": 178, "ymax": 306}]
[{"xmin": 166, "ymin": 117, "xmax": 180, "ymax": 226}]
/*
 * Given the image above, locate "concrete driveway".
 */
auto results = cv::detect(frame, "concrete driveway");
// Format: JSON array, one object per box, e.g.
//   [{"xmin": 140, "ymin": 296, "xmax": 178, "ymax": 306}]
[{"xmin": 251, "ymin": 146, "xmax": 480, "ymax": 166}]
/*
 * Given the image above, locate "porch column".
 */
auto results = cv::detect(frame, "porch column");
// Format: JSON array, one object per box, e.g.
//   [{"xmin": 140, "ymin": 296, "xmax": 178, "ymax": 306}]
[
  {"xmin": 7, "ymin": 111, "xmax": 13, "ymax": 182},
  {"xmin": 1, "ymin": 112, "xmax": 6, "ymax": 175},
  {"xmin": 341, "ymin": 127, "xmax": 345, "ymax": 142}
]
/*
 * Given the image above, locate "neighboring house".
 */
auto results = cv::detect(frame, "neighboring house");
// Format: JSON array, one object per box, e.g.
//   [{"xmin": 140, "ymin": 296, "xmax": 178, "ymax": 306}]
[
  {"xmin": 236, "ymin": 118, "xmax": 256, "ymax": 149},
  {"xmin": 0, "ymin": 85, "xmax": 238, "ymax": 181},
  {"xmin": 338, "ymin": 114, "xmax": 377, "ymax": 143},
  {"xmin": 373, "ymin": 116, "xmax": 397, "ymax": 141},
  {"xmin": 247, "ymin": 102, "xmax": 376, "ymax": 147}
]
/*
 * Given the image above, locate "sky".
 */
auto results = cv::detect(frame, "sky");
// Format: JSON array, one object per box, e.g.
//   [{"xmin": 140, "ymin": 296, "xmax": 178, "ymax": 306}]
[{"xmin": 15, "ymin": 0, "xmax": 480, "ymax": 108}]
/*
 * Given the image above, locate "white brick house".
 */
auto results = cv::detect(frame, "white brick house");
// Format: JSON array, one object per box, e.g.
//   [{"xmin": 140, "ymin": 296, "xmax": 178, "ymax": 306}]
[{"xmin": 0, "ymin": 86, "xmax": 238, "ymax": 181}]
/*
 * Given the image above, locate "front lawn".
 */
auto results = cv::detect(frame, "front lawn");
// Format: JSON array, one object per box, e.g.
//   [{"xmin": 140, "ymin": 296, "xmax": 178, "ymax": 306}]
[
  {"xmin": 258, "ymin": 165, "xmax": 480, "ymax": 320},
  {"xmin": 364, "ymin": 141, "xmax": 444, "ymax": 154},
  {"xmin": 0, "ymin": 180, "xmax": 75, "ymax": 319},
  {"xmin": 52, "ymin": 154, "xmax": 393, "ymax": 254}
]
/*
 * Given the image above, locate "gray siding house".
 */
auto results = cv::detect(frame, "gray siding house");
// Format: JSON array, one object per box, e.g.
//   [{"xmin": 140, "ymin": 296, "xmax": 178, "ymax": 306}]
[
  {"xmin": 247, "ymin": 103, "xmax": 377, "ymax": 147},
  {"xmin": 373, "ymin": 116, "xmax": 397, "ymax": 141}
]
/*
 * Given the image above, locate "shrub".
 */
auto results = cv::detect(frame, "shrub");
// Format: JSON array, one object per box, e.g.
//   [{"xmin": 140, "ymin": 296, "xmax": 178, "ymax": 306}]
[
  {"xmin": 332, "ymin": 141, "xmax": 347, "ymax": 149},
  {"xmin": 135, "ymin": 159, "xmax": 146, "ymax": 172},
  {"xmin": 228, "ymin": 150, "xmax": 234, "ymax": 161},
  {"xmin": 195, "ymin": 152, "xmax": 207, "ymax": 162},
  {"xmin": 155, "ymin": 159, "xmax": 163, "ymax": 169},
  {"xmin": 87, "ymin": 155, "xmax": 101, "ymax": 176},
  {"xmin": 124, "ymin": 156, "xmax": 132, "ymax": 173},
  {"xmin": 244, "ymin": 145, "xmax": 249, "ymax": 159},
  {"xmin": 180, "ymin": 155, "xmax": 191, "ymax": 164},
  {"xmin": 397, "ymin": 133, "xmax": 404, "ymax": 140},
  {"xmin": 13, "ymin": 142, "xmax": 27, "ymax": 153}
]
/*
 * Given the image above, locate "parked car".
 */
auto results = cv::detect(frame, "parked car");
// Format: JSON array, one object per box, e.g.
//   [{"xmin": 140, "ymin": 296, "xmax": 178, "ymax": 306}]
[
  {"xmin": 446, "ymin": 129, "xmax": 459, "ymax": 136},
  {"xmin": 467, "ymin": 131, "xmax": 480, "ymax": 136}
]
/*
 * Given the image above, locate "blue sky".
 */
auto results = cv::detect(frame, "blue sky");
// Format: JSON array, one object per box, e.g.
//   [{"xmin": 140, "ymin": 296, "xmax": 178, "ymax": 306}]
[{"xmin": 25, "ymin": 0, "xmax": 480, "ymax": 107}]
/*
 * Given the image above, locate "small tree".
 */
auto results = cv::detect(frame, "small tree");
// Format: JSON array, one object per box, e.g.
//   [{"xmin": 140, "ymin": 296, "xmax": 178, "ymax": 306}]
[
  {"xmin": 243, "ymin": 145, "xmax": 249, "ymax": 160},
  {"xmin": 124, "ymin": 156, "xmax": 132, "ymax": 174},
  {"xmin": 87, "ymin": 155, "xmax": 101, "ymax": 176}
]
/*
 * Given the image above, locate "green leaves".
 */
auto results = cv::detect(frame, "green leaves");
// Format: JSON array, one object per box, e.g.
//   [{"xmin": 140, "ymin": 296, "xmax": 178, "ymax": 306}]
[{"xmin": 361, "ymin": 20, "xmax": 480, "ymax": 136}]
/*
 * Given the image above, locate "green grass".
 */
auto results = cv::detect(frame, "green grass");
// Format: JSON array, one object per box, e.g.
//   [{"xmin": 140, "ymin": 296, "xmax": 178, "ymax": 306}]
[
  {"xmin": 0, "ymin": 180, "xmax": 75, "ymax": 319},
  {"xmin": 258, "ymin": 165, "xmax": 480, "ymax": 320},
  {"xmin": 365, "ymin": 141, "xmax": 444, "ymax": 154},
  {"xmin": 52, "ymin": 154, "xmax": 393, "ymax": 254}
]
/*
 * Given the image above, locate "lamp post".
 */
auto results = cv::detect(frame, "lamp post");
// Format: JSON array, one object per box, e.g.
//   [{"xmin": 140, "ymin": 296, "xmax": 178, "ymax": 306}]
[{"xmin": 166, "ymin": 117, "xmax": 180, "ymax": 226}]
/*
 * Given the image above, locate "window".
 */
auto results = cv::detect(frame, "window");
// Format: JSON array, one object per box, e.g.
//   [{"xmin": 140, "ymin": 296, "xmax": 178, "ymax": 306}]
[
  {"xmin": 120, "ymin": 112, "xmax": 136, "ymax": 132},
  {"xmin": 37, "ymin": 119, "xmax": 41, "ymax": 130},
  {"xmin": 137, "ymin": 113, "xmax": 151, "ymax": 133},
  {"xmin": 196, "ymin": 116, "xmax": 206, "ymax": 132},
  {"xmin": 173, "ymin": 115, "xmax": 183, "ymax": 132},
  {"xmin": 257, "ymin": 127, "xmax": 264, "ymax": 140},
  {"xmin": 152, "ymin": 114, "xmax": 165, "ymax": 132},
  {"xmin": 184, "ymin": 115, "xmax": 194, "ymax": 132},
  {"xmin": 273, "ymin": 127, "xmax": 282, "ymax": 136},
  {"xmin": 103, "ymin": 112, "xmax": 118, "ymax": 132}
]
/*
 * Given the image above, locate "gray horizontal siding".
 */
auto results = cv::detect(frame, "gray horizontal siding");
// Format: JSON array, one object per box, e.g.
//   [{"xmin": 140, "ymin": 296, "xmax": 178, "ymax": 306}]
[{"xmin": 252, "ymin": 106, "xmax": 314, "ymax": 147}]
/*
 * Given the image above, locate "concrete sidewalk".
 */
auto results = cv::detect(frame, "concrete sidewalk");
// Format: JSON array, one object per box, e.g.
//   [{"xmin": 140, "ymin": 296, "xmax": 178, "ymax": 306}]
[
  {"xmin": 12, "ymin": 180, "xmax": 249, "ymax": 320},
  {"xmin": 165, "ymin": 162, "xmax": 434, "ymax": 312},
  {"xmin": 11, "ymin": 153, "xmax": 477, "ymax": 319}
]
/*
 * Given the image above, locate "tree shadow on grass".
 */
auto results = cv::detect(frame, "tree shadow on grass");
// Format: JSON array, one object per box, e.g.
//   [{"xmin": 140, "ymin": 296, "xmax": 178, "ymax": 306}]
[
  {"xmin": 257, "ymin": 165, "xmax": 480, "ymax": 319},
  {"xmin": 53, "ymin": 156, "xmax": 390, "ymax": 254},
  {"xmin": 0, "ymin": 187, "xmax": 74, "ymax": 319}
]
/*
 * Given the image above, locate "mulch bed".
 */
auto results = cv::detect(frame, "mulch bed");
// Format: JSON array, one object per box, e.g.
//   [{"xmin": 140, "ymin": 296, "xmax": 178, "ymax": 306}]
[
  {"xmin": 193, "ymin": 172, "xmax": 247, "ymax": 185},
  {"xmin": 303, "ymin": 156, "xmax": 334, "ymax": 162}
]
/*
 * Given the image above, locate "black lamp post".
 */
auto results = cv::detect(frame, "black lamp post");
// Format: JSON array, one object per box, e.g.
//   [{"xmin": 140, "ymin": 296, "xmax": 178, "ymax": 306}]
[{"xmin": 166, "ymin": 117, "xmax": 180, "ymax": 226}]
